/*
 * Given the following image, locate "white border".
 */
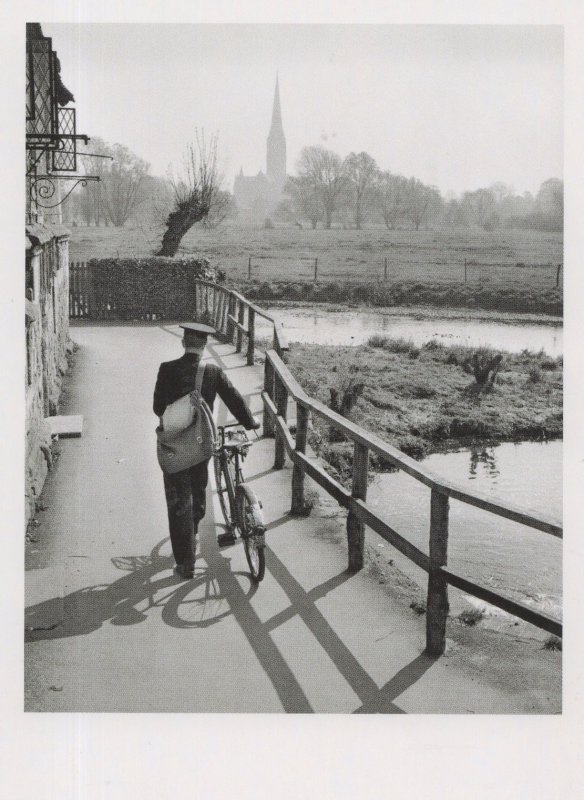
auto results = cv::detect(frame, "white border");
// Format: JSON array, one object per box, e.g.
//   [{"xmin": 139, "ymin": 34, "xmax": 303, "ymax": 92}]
[{"xmin": 2, "ymin": 2, "xmax": 582, "ymax": 798}]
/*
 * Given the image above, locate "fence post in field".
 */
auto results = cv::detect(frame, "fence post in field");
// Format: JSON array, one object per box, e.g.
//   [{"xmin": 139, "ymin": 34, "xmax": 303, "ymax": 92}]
[
  {"xmin": 248, "ymin": 256, "xmax": 252, "ymax": 280},
  {"xmin": 291, "ymin": 404, "xmax": 309, "ymax": 515},
  {"xmin": 464, "ymin": 258, "xmax": 467, "ymax": 285},
  {"xmin": 246, "ymin": 307, "xmax": 255, "ymax": 366},
  {"xmin": 236, "ymin": 301, "xmax": 245, "ymax": 353},
  {"xmin": 347, "ymin": 441, "xmax": 369, "ymax": 572},
  {"xmin": 384, "ymin": 257, "xmax": 388, "ymax": 281},
  {"xmin": 314, "ymin": 258, "xmax": 318, "ymax": 283},
  {"xmin": 274, "ymin": 373, "xmax": 288, "ymax": 470},
  {"xmin": 263, "ymin": 357, "xmax": 275, "ymax": 437},
  {"xmin": 556, "ymin": 264, "xmax": 562, "ymax": 288},
  {"xmin": 426, "ymin": 489, "xmax": 450, "ymax": 655}
]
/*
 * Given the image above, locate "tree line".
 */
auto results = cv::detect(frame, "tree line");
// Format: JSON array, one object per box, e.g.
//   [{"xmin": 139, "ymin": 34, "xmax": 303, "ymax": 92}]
[
  {"xmin": 65, "ymin": 138, "xmax": 563, "ymax": 240},
  {"xmin": 277, "ymin": 145, "xmax": 563, "ymax": 233}
]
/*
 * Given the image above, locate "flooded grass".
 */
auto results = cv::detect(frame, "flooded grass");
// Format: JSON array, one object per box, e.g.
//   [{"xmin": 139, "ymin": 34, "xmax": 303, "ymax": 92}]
[{"xmin": 287, "ymin": 339, "xmax": 562, "ymax": 479}]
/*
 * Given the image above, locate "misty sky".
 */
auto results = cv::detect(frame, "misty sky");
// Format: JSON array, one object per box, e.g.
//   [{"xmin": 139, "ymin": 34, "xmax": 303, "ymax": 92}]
[{"xmin": 43, "ymin": 23, "xmax": 563, "ymax": 197}]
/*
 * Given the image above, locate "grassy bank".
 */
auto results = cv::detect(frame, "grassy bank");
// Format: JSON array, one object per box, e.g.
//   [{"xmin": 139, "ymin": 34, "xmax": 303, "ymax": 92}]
[
  {"xmin": 236, "ymin": 278, "xmax": 562, "ymax": 316},
  {"xmin": 286, "ymin": 338, "xmax": 562, "ymax": 481}
]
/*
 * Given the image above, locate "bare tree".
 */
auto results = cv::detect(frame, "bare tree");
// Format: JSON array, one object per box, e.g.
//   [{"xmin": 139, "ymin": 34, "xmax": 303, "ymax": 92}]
[
  {"xmin": 461, "ymin": 188, "xmax": 497, "ymax": 229},
  {"xmin": 75, "ymin": 139, "xmax": 148, "ymax": 227},
  {"xmin": 157, "ymin": 132, "xmax": 222, "ymax": 257},
  {"xmin": 344, "ymin": 152, "xmax": 378, "ymax": 229},
  {"xmin": 404, "ymin": 178, "xmax": 442, "ymax": 231},
  {"xmin": 102, "ymin": 144, "xmax": 149, "ymax": 227},
  {"xmin": 202, "ymin": 190, "xmax": 237, "ymax": 229},
  {"xmin": 77, "ymin": 137, "xmax": 111, "ymax": 225},
  {"xmin": 296, "ymin": 145, "xmax": 347, "ymax": 229},
  {"xmin": 283, "ymin": 175, "xmax": 323, "ymax": 229},
  {"xmin": 373, "ymin": 170, "xmax": 408, "ymax": 230}
]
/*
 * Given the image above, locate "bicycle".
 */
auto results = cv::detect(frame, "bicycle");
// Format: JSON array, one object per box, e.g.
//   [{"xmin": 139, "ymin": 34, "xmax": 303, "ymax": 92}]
[{"xmin": 213, "ymin": 421, "xmax": 266, "ymax": 582}]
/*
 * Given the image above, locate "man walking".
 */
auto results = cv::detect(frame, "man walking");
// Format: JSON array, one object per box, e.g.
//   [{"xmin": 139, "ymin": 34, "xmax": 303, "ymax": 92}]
[{"xmin": 153, "ymin": 323, "xmax": 258, "ymax": 579}]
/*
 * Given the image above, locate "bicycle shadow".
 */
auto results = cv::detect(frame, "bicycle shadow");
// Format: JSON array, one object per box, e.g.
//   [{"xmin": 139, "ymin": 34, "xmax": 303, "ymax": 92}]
[{"xmin": 25, "ymin": 538, "xmax": 258, "ymax": 641}]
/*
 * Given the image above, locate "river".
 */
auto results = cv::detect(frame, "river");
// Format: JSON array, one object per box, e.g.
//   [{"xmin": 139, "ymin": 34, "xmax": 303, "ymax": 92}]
[
  {"xmin": 258, "ymin": 306, "xmax": 563, "ymax": 355},
  {"xmin": 369, "ymin": 440, "xmax": 562, "ymax": 624}
]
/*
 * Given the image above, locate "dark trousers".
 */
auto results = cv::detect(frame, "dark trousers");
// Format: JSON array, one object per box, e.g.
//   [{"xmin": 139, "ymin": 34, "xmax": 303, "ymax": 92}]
[{"xmin": 163, "ymin": 459, "xmax": 210, "ymax": 567}]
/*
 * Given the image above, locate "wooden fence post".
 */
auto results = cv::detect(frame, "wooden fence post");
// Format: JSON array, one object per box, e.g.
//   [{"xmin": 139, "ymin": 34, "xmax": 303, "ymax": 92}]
[
  {"xmin": 464, "ymin": 258, "xmax": 467, "ymax": 285},
  {"xmin": 291, "ymin": 403, "xmax": 309, "ymax": 514},
  {"xmin": 236, "ymin": 301, "xmax": 245, "ymax": 352},
  {"xmin": 314, "ymin": 258, "xmax": 318, "ymax": 283},
  {"xmin": 263, "ymin": 357, "xmax": 275, "ymax": 437},
  {"xmin": 226, "ymin": 294, "xmax": 235, "ymax": 342},
  {"xmin": 347, "ymin": 441, "xmax": 369, "ymax": 572},
  {"xmin": 274, "ymin": 373, "xmax": 288, "ymax": 470},
  {"xmin": 214, "ymin": 289, "xmax": 223, "ymax": 333},
  {"xmin": 384, "ymin": 257, "xmax": 388, "ymax": 281},
  {"xmin": 426, "ymin": 489, "xmax": 450, "ymax": 656},
  {"xmin": 248, "ymin": 256, "xmax": 252, "ymax": 280},
  {"xmin": 556, "ymin": 263, "xmax": 561, "ymax": 288},
  {"xmin": 246, "ymin": 307, "xmax": 255, "ymax": 366}
]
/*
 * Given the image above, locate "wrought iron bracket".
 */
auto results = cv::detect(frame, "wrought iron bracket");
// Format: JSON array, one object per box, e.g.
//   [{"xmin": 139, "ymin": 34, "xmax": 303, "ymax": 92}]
[
  {"xmin": 30, "ymin": 175, "xmax": 101, "ymax": 209},
  {"xmin": 26, "ymin": 133, "xmax": 90, "ymax": 145}
]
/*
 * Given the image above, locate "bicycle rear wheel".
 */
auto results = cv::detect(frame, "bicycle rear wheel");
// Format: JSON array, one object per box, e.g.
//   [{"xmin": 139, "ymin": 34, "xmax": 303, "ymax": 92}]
[
  {"xmin": 214, "ymin": 454, "xmax": 235, "ymax": 528},
  {"xmin": 235, "ymin": 483, "xmax": 266, "ymax": 582}
]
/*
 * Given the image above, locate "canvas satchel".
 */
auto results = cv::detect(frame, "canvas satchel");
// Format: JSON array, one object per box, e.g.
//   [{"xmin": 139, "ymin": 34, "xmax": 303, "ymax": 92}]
[{"xmin": 156, "ymin": 361, "xmax": 217, "ymax": 474}]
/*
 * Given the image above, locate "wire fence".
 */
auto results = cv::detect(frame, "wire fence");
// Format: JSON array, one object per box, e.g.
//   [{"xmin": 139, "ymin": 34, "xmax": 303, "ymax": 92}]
[{"xmin": 242, "ymin": 254, "xmax": 563, "ymax": 288}]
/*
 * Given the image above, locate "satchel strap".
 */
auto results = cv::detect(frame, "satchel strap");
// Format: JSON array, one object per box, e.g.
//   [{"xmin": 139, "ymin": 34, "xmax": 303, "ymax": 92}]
[{"xmin": 194, "ymin": 359, "xmax": 206, "ymax": 394}]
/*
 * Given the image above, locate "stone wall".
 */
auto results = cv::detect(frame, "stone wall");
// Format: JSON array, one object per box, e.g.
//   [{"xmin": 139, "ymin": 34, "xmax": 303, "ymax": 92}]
[{"xmin": 25, "ymin": 224, "xmax": 71, "ymax": 527}]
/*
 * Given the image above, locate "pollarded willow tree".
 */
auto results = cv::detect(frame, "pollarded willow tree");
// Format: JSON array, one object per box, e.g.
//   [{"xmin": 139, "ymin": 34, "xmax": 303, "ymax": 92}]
[{"xmin": 157, "ymin": 132, "xmax": 224, "ymax": 257}]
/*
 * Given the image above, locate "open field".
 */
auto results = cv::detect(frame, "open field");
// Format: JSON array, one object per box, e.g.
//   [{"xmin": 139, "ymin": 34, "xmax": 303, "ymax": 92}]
[{"xmin": 68, "ymin": 223, "xmax": 563, "ymax": 293}]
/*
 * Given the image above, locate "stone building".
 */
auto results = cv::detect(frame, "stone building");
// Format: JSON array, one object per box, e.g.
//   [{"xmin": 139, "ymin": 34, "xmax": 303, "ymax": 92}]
[
  {"xmin": 25, "ymin": 24, "xmax": 93, "ymax": 527},
  {"xmin": 233, "ymin": 76, "xmax": 287, "ymax": 219}
]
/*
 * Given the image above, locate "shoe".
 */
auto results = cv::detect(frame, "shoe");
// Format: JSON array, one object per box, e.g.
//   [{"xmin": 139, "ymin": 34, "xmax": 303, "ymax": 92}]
[
  {"xmin": 217, "ymin": 530, "xmax": 237, "ymax": 548},
  {"xmin": 173, "ymin": 564, "xmax": 194, "ymax": 580}
]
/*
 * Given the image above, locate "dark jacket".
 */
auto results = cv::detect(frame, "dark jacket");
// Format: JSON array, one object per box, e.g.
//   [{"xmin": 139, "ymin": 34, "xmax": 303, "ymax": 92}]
[{"xmin": 153, "ymin": 353, "xmax": 256, "ymax": 429}]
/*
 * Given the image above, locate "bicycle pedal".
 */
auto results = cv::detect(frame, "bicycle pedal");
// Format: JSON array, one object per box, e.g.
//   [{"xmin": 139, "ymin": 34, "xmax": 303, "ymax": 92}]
[{"xmin": 217, "ymin": 531, "xmax": 237, "ymax": 548}]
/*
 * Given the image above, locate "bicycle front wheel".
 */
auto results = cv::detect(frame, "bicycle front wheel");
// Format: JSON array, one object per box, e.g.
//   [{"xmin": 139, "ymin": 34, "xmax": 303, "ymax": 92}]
[
  {"xmin": 214, "ymin": 454, "xmax": 236, "ymax": 528},
  {"xmin": 235, "ymin": 483, "xmax": 266, "ymax": 582}
]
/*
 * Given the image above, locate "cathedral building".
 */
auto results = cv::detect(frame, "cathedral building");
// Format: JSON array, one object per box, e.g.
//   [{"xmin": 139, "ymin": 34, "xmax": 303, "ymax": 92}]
[{"xmin": 233, "ymin": 76, "xmax": 287, "ymax": 219}]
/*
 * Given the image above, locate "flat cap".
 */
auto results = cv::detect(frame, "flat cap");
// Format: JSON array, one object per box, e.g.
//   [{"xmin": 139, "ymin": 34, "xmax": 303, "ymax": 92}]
[{"xmin": 179, "ymin": 322, "xmax": 215, "ymax": 336}]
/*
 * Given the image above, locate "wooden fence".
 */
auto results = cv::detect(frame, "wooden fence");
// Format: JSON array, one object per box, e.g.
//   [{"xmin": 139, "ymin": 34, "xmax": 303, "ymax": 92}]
[
  {"xmin": 193, "ymin": 280, "xmax": 289, "ymax": 364},
  {"xmin": 260, "ymin": 348, "xmax": 562, "ymax": 654}
]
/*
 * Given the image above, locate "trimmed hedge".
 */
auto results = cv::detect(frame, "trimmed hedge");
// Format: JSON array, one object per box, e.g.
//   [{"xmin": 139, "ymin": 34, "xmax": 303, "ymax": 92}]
[{"xmin": 84, "ymin": 257, "xmax": 218, "ymax": 320}]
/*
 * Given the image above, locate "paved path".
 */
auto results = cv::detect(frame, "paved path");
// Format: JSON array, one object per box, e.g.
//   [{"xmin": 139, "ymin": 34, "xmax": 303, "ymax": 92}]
[{"xmin": 25, "ymin": 325, "xmax": 560, "ymax": 713}]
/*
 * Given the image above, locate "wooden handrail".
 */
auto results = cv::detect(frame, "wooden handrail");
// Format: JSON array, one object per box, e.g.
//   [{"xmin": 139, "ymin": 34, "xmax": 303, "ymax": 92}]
[
  {"xmin": 261, "ymin": 345, "xmax": 562, "ymax": 652},
  {"xmin": 194, "ymin": 279, "xmax": 288, "ymax": 365}
]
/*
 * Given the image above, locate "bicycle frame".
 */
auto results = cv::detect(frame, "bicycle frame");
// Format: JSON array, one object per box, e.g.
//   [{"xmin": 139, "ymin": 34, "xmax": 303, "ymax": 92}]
[{"xmin": 215, "ymin": 424, "xmax": 250, "ymax": 522}]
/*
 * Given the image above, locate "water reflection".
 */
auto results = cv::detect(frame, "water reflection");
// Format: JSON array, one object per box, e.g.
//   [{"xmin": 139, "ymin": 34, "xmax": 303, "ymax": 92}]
[
  {"xmin": 259, "ymin": 308, "xmax": 563, "ymax": 355},
  {"xmin": 468, "ymin": 448, "xmax": 500, "ymax": 483},
  {"xmin": 370, "ymin": 441, "xmax": 561, "ymax": 618}
]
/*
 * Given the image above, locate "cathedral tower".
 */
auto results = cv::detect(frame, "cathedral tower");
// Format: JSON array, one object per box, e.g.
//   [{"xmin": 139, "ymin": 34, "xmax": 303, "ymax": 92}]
[{"xmin": 266, "ymin": 75, "xmax": 286, "ymax": 188}]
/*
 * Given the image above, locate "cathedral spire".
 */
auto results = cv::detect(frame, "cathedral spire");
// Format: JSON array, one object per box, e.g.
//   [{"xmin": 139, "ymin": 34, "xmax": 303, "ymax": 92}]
[
  {"xmin": 271, "ymin": 74, "xmax": 282, "ymax": 129},
  {"xmin": 266, "ymin": 74, "xmax": 286, "ymax": 188}
]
